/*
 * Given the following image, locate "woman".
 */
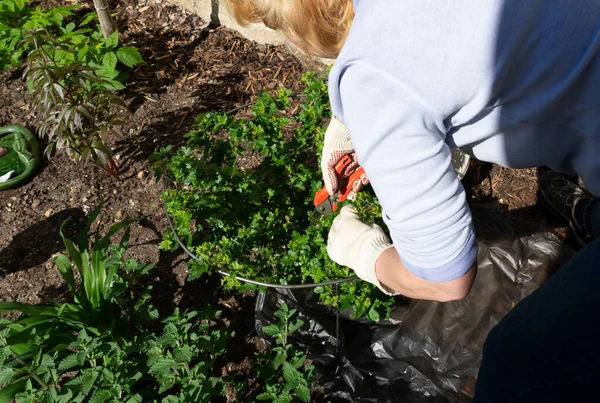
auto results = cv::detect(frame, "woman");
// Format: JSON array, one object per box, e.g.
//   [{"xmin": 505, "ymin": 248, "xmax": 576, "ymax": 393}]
[{"xmin": 226, "ymin": 0, "xmax": 600, "ymax": 301}]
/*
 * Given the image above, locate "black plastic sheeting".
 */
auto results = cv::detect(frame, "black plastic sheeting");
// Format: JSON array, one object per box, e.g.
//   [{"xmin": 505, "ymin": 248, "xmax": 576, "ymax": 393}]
[{"xmin": 255, "ymin": 206, "xmax": 572, "ymax": 402}]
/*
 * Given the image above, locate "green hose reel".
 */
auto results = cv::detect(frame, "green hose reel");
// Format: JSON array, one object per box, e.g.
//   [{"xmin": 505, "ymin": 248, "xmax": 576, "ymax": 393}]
[{"xmin": 0, "ymin": 125, "xmax": 41, "ymax": 191}]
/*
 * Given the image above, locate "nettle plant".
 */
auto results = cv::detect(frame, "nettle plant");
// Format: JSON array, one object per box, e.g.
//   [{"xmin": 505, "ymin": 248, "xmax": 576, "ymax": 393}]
[
  {"xmin": 154, "ymin": 73, "xmax": 394, "ymax": 321},
  {"xmin": 254, "ymin": 303, "xmax": 315, "ymax": 403},
  {"xmin": 0, "ymin": 205, "xmax": 233, "ymax": 403}
]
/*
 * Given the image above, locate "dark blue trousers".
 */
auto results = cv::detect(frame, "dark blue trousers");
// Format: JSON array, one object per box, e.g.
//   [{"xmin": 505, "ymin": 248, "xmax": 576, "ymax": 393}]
[{"xmin": 473, "ymin": 199, "xmax": 600, "ymax": 402}]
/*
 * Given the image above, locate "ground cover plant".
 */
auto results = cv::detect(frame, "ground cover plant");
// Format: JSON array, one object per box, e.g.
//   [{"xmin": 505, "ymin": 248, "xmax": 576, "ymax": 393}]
[
  {"xmin": 154, "ymin": 73, "xmax": 395, "ymax": 321},
  {"xmin": 0, "ymin": 205, "xmax": 321, "ymax": 402}
]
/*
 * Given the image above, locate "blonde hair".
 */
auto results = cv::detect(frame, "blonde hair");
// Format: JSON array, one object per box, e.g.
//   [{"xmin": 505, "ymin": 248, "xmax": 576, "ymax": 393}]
[{"xmin": 225, "ymin": 0, "xmax": 354, "ymax": 59}]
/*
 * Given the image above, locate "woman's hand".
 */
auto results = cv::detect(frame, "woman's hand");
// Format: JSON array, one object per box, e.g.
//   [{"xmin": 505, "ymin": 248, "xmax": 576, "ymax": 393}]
[
  {"xmin": 321, "ymin": 117, "xmax": 368, "ymax": 199},
  {"xmin": 328, "ymin": 205, "xmax": 477, "ymax": 301},
  {"xmin": 327, "ymin": 205, "xmax": 396, "ymax": 294}
]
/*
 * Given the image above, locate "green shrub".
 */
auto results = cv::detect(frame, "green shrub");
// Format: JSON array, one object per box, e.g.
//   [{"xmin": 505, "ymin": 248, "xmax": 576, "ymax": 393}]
[
  {"xmin": 153, "ymin": 73, "xmax": 394, "ymax": 321},
  {"xmin": 0, "ymin": 205, "xmax": 234, "ymax": 402},
  {"xmin": 1, "ymin": 1, "xmax": 144, "ymax": 172},
  {"xmin": 23, "ymin": 29, "xmax": 127, "ymax": 173}
]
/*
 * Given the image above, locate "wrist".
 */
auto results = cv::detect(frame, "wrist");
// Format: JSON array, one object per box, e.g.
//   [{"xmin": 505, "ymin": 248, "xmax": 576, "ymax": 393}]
[
  {"xmin": 325, "ymin": 118, "xmax": 353, "ymax": 149},
  {"xmin": 358, "ymin": 232, "xmax": 396, "ymax": 295}
]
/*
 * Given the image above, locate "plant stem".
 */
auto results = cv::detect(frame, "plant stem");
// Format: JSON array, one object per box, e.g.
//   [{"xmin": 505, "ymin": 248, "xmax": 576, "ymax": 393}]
[
  {"xmin": 0, "ymin": 335, "xmax": 50, "ymax": 391},
  {"xmin": 92, "ymin": 0, "xmax": 117, "ymax": 38},
  {"xmin": 283, "ymin": 314, "xmax": 288, "ymax": 347}
]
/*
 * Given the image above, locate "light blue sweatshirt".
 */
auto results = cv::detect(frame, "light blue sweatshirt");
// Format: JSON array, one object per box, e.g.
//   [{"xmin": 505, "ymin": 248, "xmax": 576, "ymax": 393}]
[{"xmin": 329, "ymin": 0, "xmax": 600, "ymax": 282}]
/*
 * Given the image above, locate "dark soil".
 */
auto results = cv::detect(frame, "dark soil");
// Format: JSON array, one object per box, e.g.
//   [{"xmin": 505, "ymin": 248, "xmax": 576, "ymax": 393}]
[{"xmin": 0, "ymin": 0, "xmax": 578, "ymax": 400}]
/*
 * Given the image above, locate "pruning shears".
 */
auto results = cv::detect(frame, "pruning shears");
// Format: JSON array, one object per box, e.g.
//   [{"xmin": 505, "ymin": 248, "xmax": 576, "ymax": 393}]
[{"xmin": 312, "ymin": 154, "xmax": 366, "ymax": 220}]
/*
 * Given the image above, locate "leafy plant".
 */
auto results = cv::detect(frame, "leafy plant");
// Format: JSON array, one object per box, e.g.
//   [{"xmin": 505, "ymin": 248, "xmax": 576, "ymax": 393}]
[
  {"xmin": 22, "ymin": 29, "xmax": 126, "ymax": 173},
  {"xmin": 41, "ymin": 25, "xmax": 143, "ymax": 91},
  {"xmin": 1, "ymin": 0, "xmax": 143, "ymax": 79},
  {"xmin": 0, "ymin": 0, "xmax": 77, "ymax": 69},
  {"xmin": 0, "ymin": 308, "xmax": 234, "ymax": 403},
  {"xmin": 144, "ymin": 307, "xmax": 232, "ymax": 402},
  {"xmin": 154, "ymin": 72, "xmax": 394, "ymax": 321},
  {"xmin": 2, "ymin": 0, "xmax": 144, "ymax": 172},
  {"xmin": 254, "ymin": 303, "xmax": 315, "ymax": 403},
  {"xmin": 0, "ymin": 205, "xmax": 235, "ymax": 403}
]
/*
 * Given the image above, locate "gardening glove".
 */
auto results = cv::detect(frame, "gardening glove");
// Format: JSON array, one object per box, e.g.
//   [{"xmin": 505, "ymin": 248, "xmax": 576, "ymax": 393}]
[
  {"xmin": 320, "ymin": 117, "xmax": 369, "ymax": 200},
  {"xmin": 327, "ymin": 205, "xmax": 397, "ymax": 295}
]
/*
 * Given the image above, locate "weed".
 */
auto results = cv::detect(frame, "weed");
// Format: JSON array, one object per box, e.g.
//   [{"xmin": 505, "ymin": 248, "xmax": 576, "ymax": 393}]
[
  {"xmin": 0, "ymin": 205, "xmax": 233, "ymax": 402},
  {"xmin": 154, "ymin": 73, "xmax": 394, "ymax": 321},
  {"xmin": 254, "ymin": 303, "xmax": 314, "ymax": 402}
]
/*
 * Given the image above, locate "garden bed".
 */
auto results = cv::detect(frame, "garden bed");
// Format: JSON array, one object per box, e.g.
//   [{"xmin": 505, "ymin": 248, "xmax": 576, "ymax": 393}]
[{"xmin": 0, "ymin": 0, "xmax": 576, "ymax": 400}]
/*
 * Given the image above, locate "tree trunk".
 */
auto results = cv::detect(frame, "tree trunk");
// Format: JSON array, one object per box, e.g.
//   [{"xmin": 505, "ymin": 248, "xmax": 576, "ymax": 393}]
[{"xmin": 93, "ymin": 0, "xmax": 117, "ymax": 39}]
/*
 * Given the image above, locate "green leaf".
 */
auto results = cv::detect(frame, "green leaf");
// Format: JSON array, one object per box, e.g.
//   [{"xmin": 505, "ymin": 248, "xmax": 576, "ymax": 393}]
[
  {"xmin": 89, "ymin": 389, "xmax": 111, "ymax": 403},
  {"xmin": 99, "ymin": 368, "xmax": 115, "ymax": 384},
  {"xmin": 157, "ymin": 378, "xmax": 175, "ymax": 394},
  {"xmin": 81, "ymin": 249, "xmax": 96, "ymax": 307},
  {"xmin": 101, "ymin": 51, "xmax": 117, "ymax": 72},
  {"xmin": 366, "ymin": 305, "xmax": 380, "ymax": 323},
  {"xmin": 0, "ymin": 378, "xmax": 27, "ymax": 403},
  {"xmin": 116, "ymin": 46, "xmax": 143, "ymax": 68},
  {"xmin": 282, "ymin": 362, "xmax": 299, "ymax": 384},
  {"xmin": 80, "ymin": 12, "xmax": 98, "ymax": 26},
  {"xmin": 0, "ymin": 368, "xmax": 15, "ymax": 387},
  {"xmin": 54, "ymin": 253, "xmax": 76, "ymax": 292},
  {"xmin": 187, "ymin": 259, "xmax": 209, "ymax": 281},
  {"xmin": 272, "ymin": 351, "xmax": 286, "ymax": 369},
  {"xmin": 81, "ymin": 370, "xmax": 99, "ymax": 396},
  {"xmin": 262, "ymin": 324, "xmax": 280, "ymax": 337},
  {"xmin": 173, "ymin": 345, "xmax": 193, "ymax": 363},
  {"xmin": 273, "ymin": 395, "xmax": 293, "ymax": 403},
  {"xmin": 59, "ymin": 219, "xmax": 82, "ymax": 271},
  {"xmin": 58, "ymin": 353, "xmax": 80, "ymax": 371},
  {"xmin": 295, "ymin": 384, "xmax": 311, "ymax": 402},
  {"xmin": 104, "ymin": 30, "xmax": 119, "ymax": 49},
  {"xmin": 149, "ymin": 357, "xmax": 177, "ymax": 376},
  {"xmin": 91, "ymin": 248, "xmax": 107, "ymax": 305},
  {"xmin": 83, "ymin": 201, "xmax": 104, "ymax": 237},
  {"xmin": 287, "ymin": 320, "xmax": 303, "ymax": 335},
  {"xmin": 95, "ymin": 219, "xmax": 135, "ymax": 253},
  {"xmin": 158, "ymin": 323, "xmax": 179, "ymax": 346},
  {"xmin": 125, "ymin": 395, "xmax": 144, "ymax": 403},
  {"xmin": 290, "ymin": 354, "xmax": 306, "ymax": 369}
]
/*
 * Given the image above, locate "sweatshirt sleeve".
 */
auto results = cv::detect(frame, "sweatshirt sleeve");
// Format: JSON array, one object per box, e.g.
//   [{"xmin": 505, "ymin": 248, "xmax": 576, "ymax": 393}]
[{"xmin": 330, "ymin": 62, "xmax": 477, "ymax": 282}]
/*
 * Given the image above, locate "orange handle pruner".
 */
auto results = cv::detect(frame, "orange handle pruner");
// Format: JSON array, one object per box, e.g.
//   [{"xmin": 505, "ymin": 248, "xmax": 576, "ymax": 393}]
[{"xmin": 312, "ymin": 154, "xmax": 366, "ymax": 218}]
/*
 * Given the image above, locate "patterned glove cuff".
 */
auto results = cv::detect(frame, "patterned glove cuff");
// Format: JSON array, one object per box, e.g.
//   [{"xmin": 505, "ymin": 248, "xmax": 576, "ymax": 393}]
[
  {"xmin": 360, "ymin": 233, "xmax": 398, "ymax": 296},
  {"xmin": 327, "ymin": 118, "xmax": 354, "ymax": 150}
]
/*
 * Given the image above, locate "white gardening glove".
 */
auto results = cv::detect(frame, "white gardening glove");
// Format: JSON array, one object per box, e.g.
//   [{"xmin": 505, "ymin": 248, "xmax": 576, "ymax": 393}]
[
  {"xmin": 327, "ymin": 205, "xmax": 397, "ymax": 295},
  {"xmin": 320, "ymin": 117, "xmax": 368, "ymax": 199}
]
